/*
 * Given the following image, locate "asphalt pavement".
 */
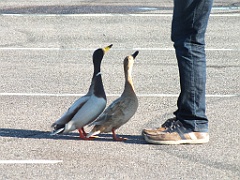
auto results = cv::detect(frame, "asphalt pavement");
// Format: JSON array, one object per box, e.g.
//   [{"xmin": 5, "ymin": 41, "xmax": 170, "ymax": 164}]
[{"xmin": 0, "ymin": 0, "xmax": 239, "ymax": 179}]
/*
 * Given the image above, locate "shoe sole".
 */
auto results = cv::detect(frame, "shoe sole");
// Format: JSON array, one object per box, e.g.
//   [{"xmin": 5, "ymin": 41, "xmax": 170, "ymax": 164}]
[{"xmin": 143, "ymin": 134, "xmax": 209, "ymax": 145}]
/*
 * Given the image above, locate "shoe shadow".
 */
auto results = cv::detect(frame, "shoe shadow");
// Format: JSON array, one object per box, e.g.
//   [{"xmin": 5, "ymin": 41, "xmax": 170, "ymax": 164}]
[{"xmin": 0, "ymin": 128, "xmax": 147, "ymax": 145}]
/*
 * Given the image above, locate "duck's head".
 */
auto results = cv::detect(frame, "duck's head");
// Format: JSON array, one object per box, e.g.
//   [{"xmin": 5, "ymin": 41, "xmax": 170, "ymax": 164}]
[
  {"xmin": 124, "ymin": 51, "xmax": 139, "ymax": 70},
  {"xmin": 93, "ymin": 44, "xmax": 113, "ymax": 63}
]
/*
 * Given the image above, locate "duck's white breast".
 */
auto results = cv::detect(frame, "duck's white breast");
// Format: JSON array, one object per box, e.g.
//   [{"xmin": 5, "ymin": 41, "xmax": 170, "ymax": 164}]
[{"xmin": 70, "ymin": 95, "xmax": 106, "ymax": 128}]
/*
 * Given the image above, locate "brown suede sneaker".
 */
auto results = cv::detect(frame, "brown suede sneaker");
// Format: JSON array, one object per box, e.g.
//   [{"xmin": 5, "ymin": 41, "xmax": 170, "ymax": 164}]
[
  {"xmin": 143, "ymin": 120, "xmax": 209, "ymax": 145},
  {"xmin": 142, "ymin": 117, "xmax": 176, "ymax": 135}
]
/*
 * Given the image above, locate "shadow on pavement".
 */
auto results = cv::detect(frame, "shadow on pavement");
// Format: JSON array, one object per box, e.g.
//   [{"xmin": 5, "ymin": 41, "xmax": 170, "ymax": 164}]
[{"xmin": 0, "ymin": 128, "xmax": 147, "ymax": 144}]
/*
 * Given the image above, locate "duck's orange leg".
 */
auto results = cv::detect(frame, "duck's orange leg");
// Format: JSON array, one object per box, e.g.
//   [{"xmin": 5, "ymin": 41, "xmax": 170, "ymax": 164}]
[
  {"xmin": 81, "ymin": 127, "xmax": 87, "ymax": 136},
  {"xmin": 112, "ymin": 129, "xmax": 127, "ymax": 141},
  {"xmin": 78, "ymin": 128, "xmax": 93, "ymax": 140}
]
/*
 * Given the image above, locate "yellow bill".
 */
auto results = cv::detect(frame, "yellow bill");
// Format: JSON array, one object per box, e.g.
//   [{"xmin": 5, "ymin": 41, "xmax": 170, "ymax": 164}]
[{"xmin": 103, "ymin": 44, "xmax": 113, "ymax": 53}]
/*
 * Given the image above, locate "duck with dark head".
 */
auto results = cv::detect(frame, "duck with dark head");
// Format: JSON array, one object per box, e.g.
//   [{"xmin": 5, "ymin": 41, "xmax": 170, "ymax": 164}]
[{"xmin": 51, "ymin": 44, "xmax": 113, "ymax": 140}]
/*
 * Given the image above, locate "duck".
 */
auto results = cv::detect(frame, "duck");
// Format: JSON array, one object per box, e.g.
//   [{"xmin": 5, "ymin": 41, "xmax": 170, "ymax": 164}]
[
  {"xmin": 87, "ymin": 51, "xmax": 139, "ymax": 141},
  {"xmin": 51, "ymin": 44, "xmax": 113, "ymax": 140}
]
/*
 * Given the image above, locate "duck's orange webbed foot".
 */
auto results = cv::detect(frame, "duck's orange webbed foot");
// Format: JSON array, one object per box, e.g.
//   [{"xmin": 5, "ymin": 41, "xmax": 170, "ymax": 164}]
[{"xmin": 112, "ymin": 129, "xmax": 127, "ymax": 141}]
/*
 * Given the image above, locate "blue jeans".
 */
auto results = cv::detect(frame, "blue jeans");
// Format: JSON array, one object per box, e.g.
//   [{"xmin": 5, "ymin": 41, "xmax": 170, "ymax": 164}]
[{"xmin": 171, "ymin": 0, "xmax": 213, "ymax": 132}]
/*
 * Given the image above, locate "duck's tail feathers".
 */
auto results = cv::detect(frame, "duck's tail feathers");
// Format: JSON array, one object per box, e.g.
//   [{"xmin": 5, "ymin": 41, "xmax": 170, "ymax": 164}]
[
  {"xmin": 50, "ymin": 127, "xmax": 65, "ymax": 136},
  {"xmin": 86, "ymin": 130, "xmax": 101, "ymax": 138}
]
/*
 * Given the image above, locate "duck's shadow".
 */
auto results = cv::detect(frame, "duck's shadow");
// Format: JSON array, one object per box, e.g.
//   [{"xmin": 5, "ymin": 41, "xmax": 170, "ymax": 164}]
[{"xmin": 0, "ymin": 128, "xmax": 147, "ymax": 144}]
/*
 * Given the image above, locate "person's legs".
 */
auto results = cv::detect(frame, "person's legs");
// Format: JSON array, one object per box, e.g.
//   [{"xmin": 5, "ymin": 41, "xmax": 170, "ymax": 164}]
[
  {"xmin": 172, "ymin": 0, "xmax": 213, "ymax": 132},
  {"xmin": 143, "ymin": 0, "xmax": 213, "ymax": 144}
]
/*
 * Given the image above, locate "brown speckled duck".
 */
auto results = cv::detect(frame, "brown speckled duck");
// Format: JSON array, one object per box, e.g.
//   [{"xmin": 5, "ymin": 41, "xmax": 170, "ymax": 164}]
[
  {"xmin": 87, "ymin": 51, "xmax": 139, "ymax": 141},
  {"xmin": 51, "ymin": 44, "xmax": 113, "ymax": 140}
]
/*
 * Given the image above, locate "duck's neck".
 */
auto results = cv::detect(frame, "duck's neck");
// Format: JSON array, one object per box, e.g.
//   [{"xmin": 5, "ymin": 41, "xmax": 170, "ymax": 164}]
[
  {"xmin": 93, "ymin": 63, "xmax": 101, "ymax": 77},
  {"xmin": 93, "ymin": 72, "xmax": 106, "ymax": 100},
  {"xmin": 123, "ymin": 67, "xmax": 135, "ymax": 95},
  {"xmin": 88, "ymin": 61, "xmax": 106, "ymax": 99},
  {"xmin": 87, "ymin": 65, "xmax": 101, "ymax": 95}
]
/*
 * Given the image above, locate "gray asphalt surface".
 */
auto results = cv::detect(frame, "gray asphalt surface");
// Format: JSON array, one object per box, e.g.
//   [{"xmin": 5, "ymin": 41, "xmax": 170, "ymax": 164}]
[{"xmin": 0, "ymin": 0, "xmax": 239, "ymax": 179}]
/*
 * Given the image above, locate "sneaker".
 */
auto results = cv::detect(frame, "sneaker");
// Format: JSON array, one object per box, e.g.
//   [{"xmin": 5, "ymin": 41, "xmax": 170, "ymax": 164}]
[
  {"xmin": 142, "ymin": 117, "xmax": 177, "ymax": 135},
  {"xmin": 143, "ymin": 120, "xmax": 209, "ymax": 145}
]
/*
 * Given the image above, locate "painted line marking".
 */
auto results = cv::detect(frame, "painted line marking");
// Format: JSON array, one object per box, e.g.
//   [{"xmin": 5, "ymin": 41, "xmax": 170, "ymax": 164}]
[
  {"xmin": 0, "ymin": 93, "xmax": 238, "ymax": 98},
  {"xmin": 0, "ymin": 160, "xmax": 63, "ymax": 164},
  {"xmin": 0, "ymin": 47, "xmax": 238, "ymax": 51},
  {"xmin": 4, "ymin": 13, "xmax": 171, "ymax": 17},
  {"xmin": 0, "ymin": 47, "xmax": 98, "ymax": 51},
  {"xmin": 212, "ymin": 6, "xmax": 240, "ymax": 10},
  {"xmin": 1, "ymin": 13, "xmax": 240, "ymax": 17}
]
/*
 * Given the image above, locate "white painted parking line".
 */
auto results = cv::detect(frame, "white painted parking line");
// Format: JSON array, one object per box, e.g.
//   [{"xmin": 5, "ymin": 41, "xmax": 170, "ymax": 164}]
[
  {"xmin": 2, "ymin": 13, "xmax": 171, "ymax": 17},
  {"xmin": 0, "ymin": 160, "xmax": 63, "ymax": 164},
  {"xmin": 0, "ymin": 93, "xmax": 238, "ymax": 98},
  {"xmin": 0, "ymin": 47, "xmax": 95, "ymax": 51},
  {"xmin": 1, "ymin": 13, "xmax": 240, "ymax": 17},
  {"xmin": 0, "ymin": 47, "xmax": 239, "ymax": 51}
]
